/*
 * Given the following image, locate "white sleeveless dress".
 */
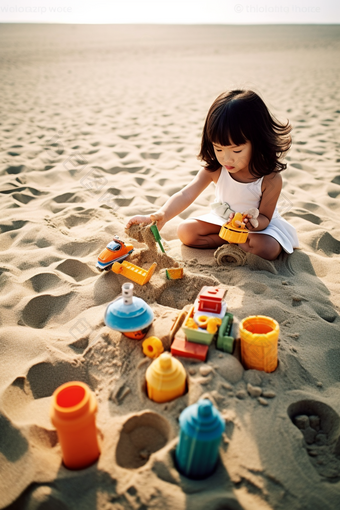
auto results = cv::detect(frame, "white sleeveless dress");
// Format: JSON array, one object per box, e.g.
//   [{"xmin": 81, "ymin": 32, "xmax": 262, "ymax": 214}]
[{"xmin": 194, "ymin": 167, "xmax": 299, "ymax": 254}]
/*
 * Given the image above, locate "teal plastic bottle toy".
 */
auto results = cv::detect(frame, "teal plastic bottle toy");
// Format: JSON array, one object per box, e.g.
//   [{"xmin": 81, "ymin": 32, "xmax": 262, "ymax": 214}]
[{"xmin": 175, "ymin": 399, "xmax": 225, "ymax": 479}]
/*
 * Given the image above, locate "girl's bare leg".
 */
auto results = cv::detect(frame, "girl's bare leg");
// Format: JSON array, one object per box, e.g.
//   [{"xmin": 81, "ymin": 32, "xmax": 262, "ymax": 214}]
[
  {"xmin": 238, "ymin": 233, "xmax": 282, "ymax": 261},
  {"xmin": 178, "ymin": 220, "xmax": 282, "ymax": 260},
  {"xmin": 177, "ymin": 219, "xmax": 227, "ymax": 248}
]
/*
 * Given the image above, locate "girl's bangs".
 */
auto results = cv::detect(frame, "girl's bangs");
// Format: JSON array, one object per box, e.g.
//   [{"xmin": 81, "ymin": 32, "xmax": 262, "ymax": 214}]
[{"xmin": 208, "ymin": 104, "xmax": 247, "ymax": 147}]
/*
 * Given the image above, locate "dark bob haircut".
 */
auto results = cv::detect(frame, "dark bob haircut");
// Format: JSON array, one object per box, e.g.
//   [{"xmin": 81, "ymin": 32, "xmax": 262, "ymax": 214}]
[{"xmin": 198, "ymin": 90, "xmax": 292, "ymax": 178}]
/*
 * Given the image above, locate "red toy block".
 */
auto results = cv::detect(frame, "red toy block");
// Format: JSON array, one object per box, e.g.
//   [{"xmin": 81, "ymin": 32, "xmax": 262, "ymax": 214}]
[
  {"xmin": 171, "ymin": 337, "xmax": 209, "ymax": 362},
  {"xmin": 198, "ymin": 286, "xmax": 226, "ymax": 314}
]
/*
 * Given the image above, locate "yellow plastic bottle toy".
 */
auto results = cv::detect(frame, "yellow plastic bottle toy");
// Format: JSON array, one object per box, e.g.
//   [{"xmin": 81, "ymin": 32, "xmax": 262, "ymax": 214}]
[
  {"xmin": 239, "ymin": 315, "xmax": 279, "ymax": 373},
  {"xmin": 145, "ymin": 352, "xmax": 187, "ymax": 403},
  {"xmin": 219, "ymin": 212, "xmax": 249, "ymax": 244},
  {"xmin": 50, "ymin": 381, "xmax": 100, "ymax": 469}
]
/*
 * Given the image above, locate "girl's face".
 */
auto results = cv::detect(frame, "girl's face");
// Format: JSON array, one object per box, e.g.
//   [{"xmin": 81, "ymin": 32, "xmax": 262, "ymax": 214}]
[{"xmin": 212, "ymin": 140, "xmax": 252, "ymax": 175}]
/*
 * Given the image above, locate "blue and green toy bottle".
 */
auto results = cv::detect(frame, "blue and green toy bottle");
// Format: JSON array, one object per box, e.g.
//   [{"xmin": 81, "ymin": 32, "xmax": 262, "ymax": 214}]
[{"xmin": 175, "ymin": 399, "xmax": 225, "ymax": 479}]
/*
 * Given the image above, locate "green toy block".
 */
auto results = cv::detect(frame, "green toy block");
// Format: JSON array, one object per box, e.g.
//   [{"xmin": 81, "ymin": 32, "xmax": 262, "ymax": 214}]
[
  {"xmin": 182, "ymin": 324, "xmax": 215, "ymax": 345},
  {"xmin": 217, "ymin": 313, "xmax": 235, "ymax": 353}
]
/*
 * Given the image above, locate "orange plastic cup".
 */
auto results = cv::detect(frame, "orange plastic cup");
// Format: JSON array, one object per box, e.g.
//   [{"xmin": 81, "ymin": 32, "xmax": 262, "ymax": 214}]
[
  {"xmin": 239, "ymin": 316, "xmax": 279, "ymax": 373},
  {"xmin": 50, "ymin": 381, "xmax": 100, "ymax": 469}
]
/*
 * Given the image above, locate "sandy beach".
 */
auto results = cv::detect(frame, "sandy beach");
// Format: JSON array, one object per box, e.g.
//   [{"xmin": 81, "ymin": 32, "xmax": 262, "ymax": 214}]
[{"xmin": 0, "ymin": 23, "xmax": 340, "ymax": 510}]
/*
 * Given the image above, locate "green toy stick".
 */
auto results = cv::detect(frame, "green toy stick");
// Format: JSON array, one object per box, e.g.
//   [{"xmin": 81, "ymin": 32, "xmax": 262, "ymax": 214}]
[{"xmin": 150, "ymin": 224, "xmax": 165, "ymax": 253}]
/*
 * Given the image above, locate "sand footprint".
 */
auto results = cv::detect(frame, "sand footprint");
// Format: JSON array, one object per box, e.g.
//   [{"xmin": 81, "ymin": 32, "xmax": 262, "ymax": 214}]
[
  {"xmin": 0, "ymin": 220, "xmax": 27, "ymax": 234},
  {"xmin": 4, "ymin": 164, "xmax": 27, "ymax": 174},
  {"xmin": 8, "ymin": 486, "xmax": 69, "ymax": 510},
  {"xmin": 56, "ymin": 259, "xmax": 97, "ymax": 281},
  {"xmin": 0, "ymin": 412, "xmax": 28, "ymax": 462},
  {"xmin": 61, "ymin": 208, "xmax": 97, "ymax": 229},
  {"xmin": 21, "ymin": 293, "xmax": 73, "ymax": 328},
  {"xmin": 2, "ymin": 360, "xmax": 91, "ymax": 415},
  {"xmin": 140, "ymin": 151, "xmax": 161, "ymax": 160},
  {"xmin": 115, "ymin": 411, "xmax": 172, "ymax": 469},
  {"xmin": 293, "ymin": 208, "xmax": 321, "ymax": 225},
  {"xmin": 311, "ymin": 231, "xmax": 340, "ymax": 256},
  {"xmin": 52, "ymin": 192, "xmax": 79, "ymax": 204},
  {"xmin": 246, "ymin": 281, "xmax": 268, "ymax": 295},
  {"xmin": 25, "ymin": 272, "xmax": 63, "ymax": 293},
  {"xmin": 288, "ymin": 399, "xmax": 340, "ymax": 482},
  {"xmin": 26, "ymin": 361, "xmax": 91, "ymax": 399}
]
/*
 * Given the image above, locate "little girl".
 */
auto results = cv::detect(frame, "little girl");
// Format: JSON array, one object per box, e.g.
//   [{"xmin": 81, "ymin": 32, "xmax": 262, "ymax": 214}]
[{"xmin": 126, "ymin": 90, "xmax": 299, "ymax": 261}]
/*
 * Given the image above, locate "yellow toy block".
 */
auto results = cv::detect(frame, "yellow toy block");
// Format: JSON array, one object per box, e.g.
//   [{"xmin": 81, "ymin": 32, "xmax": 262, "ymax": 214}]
[
  {"xmin": 111, "ymin": 261, "xmax": 157, "ymax": 285},
  {"xmin": 166, "ymin": 267, "xmax": 184, "ymax": 280}
]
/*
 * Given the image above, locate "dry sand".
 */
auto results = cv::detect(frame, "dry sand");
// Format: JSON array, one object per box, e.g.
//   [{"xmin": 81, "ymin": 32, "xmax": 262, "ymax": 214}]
[{"xmin": 0, "ymin": 23, "xmax": 340, "ymax": 510}]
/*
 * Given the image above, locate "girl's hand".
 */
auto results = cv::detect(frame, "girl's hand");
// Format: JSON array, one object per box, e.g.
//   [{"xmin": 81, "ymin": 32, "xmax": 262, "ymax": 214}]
[
  {"xmin": 227, "ymin": 209, "xmax": 259, "ymax": 229},
  {"xmin": 150, "ymin": 211, "xmax": 166, "ymax": 230},
  {"xmin": 125, "ymin": 215, "xmax": 152, "ymax": 229},
  {"xmin": 227, "ymin": 212, "xmax": 235, "ymax": 224},
  {"xmin": 242, "ymin": 214, "xmax": 255, "ymax": 230},
  {"xmin": 242, "ymin": 208, "xmax": 259, "ymax": 230},
  {"xmin": 126, "ymin": 211, "xmax": 166, "ymax": 230}
]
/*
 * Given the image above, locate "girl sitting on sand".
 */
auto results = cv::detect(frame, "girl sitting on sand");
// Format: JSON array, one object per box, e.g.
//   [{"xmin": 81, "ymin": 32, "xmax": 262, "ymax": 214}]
[{"xmin": 126, "ymin": 90, "xmax": 299, "ymax": 261}]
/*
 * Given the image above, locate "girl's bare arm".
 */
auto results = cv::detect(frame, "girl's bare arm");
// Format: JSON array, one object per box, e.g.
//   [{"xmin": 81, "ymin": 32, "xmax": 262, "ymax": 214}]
[
  {"xmin": 243, "ymin": 173, "xmax": 282, "ymax": 231},
  {"xmin": 126, "ymin": 168, "xmax": 214, "ymax": 230}
]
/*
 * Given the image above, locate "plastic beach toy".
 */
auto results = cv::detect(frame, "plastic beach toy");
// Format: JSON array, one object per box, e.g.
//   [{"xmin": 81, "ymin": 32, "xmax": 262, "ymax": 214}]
[
  {"xmin": 112, "ymin": 260, "xmax": 157, "ymax": 286},
  {"xmin": 96, "ymin": 236, "xmax": 134, "ymax": 271},
  {"xmin": 145, "ymin": 352, "xmax": 186, "ymax": 403},
  {"xmin": 104, "ymin": 282, "xmax": 154, "ymax": 340},
  {"xmin": 166, "ymin": 268, "xmax": 184, "ymax": 280},
  {"xmin": 219, "ymin": 212, "xmax": 249, "ymax": 244},
  {"xmin": 175, "ymin": 399, "xmax": 225, "ymax": 479},
  {"xmin": 239, "ymin": 315, "xmax": 279, "ymax": 373},
  {"xmin": 171, "ymin": 337, "xmax": 209, "ymax": 362},
  {"xmin": 150, "ymin": 223, "xmax": 165, "ymax": 253},
  {"xmin": 50, "ymin": 381, "xmax": 100, "ymax": 470},
  {"xmin": 142, "ymin": 336, "xmax": 164, "ymax": 359},
  {"xmin": 216, "ymin": 312, "xmax": 237, "ymax": 354},
  {"xmin": 181, "ymin": 287, "xmax": 227, "ymax": 345},
  {"xmin": 197, "ymin": 286, "xmax": 226, "ymax": 314}
]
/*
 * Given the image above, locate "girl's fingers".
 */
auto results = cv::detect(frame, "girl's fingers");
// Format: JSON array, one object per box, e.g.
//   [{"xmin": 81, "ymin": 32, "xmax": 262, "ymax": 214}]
[
  {"xmin": 126, "ymin": 212, "xmax": 165, "ymax": 230},
  {"xmin": 150, "ymin": 212, "xmax": 165, "ymax": 222},
  {"xmin": 126, "ymin": 215, "xmax": 151, "ymax": 228},
  {"xmin": 242, "ymin": 217, "xmax": 250, "ymax": 229},
  {"xmin": 228, "ymin": 212, "xmax": 234, "ymax": 224},
  {"xmin": 150, "ymin": 212, "xmax": 165, "ymax": 230}
]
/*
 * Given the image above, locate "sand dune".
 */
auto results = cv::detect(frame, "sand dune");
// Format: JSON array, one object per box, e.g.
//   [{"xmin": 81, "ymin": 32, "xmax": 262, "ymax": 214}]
[{"xmin": 0, "ymin": 24, "xmax": 340, "ymax": 510}]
